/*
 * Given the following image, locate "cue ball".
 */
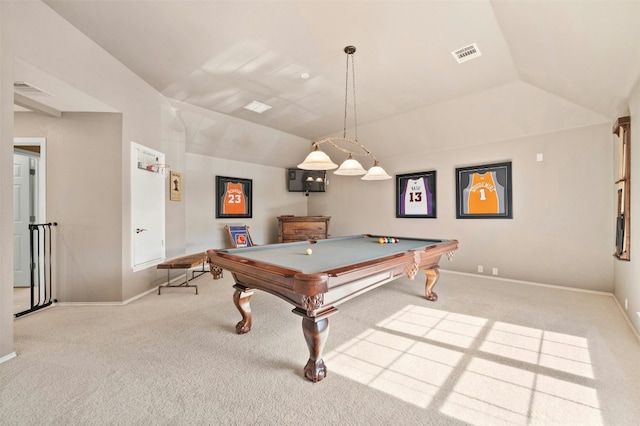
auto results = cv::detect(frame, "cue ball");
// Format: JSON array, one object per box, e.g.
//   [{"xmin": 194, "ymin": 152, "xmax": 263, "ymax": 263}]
[{"xmin": 306, "ymin": 248, "xmax": 313, "ymax": 255}]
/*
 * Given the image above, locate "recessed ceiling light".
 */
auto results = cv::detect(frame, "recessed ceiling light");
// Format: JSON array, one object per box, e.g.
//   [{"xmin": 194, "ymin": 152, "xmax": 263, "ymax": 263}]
[
  {"xmin": 243, "ymin": 100, "xmax": 272, "ymax": 114},
  {"xmin": 300, "ymin": 72, "xmax": 310, "ymax": 79}
]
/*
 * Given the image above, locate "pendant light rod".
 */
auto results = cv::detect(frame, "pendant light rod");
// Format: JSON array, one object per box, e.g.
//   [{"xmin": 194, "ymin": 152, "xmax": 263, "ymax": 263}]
[
  {"xmin": 343, "ymin": 45, "xmax": 357, "ymax": 141},
  {"xmin": 298, "ymin": 45, "xmax": 391, "ymax": 180}
]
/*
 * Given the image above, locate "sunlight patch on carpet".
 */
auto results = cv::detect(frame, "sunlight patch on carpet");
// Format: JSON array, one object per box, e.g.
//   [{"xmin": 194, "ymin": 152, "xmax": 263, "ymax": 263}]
[{"xmin": 324, "ymin": 305, "xmax": 602, "ymax": 425}]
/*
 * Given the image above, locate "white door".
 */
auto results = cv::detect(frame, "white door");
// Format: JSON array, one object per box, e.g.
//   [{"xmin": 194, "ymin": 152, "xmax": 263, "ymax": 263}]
[
  {"xmin": 13, "ymin": 138, "xmax": 46, "ymax": 287},
  {"xmin": 131, "ymin": 142, "xmax": 166, "ymax": 270},
  {"xmin": 13, "ymin": 152, "xmax": 32, "ymax": 287}
]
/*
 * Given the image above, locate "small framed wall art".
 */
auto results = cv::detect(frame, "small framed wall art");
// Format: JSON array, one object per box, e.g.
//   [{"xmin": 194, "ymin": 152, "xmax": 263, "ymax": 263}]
[
  {"xmin": 215, "ymin": 176, "xmax": 253, "ymax": 218},
  {"xmin": 169, "ymin": 171, "xmax": 182, "ymax": 201},
  {"xmin": 396, "ymin": 170, "xmax": 437, "ymax": 218},
  {"xmin": 455, "ymin": 161, "xmax": 512, "ymax": 219}
]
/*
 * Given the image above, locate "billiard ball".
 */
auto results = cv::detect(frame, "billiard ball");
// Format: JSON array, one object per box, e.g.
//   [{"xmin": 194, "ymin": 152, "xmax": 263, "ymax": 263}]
[{"xmin": 306, "ymin": 248, "xmax": 313, "ymax": 255}]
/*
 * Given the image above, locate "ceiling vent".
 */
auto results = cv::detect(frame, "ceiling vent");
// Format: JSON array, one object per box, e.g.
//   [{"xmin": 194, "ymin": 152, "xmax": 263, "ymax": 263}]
[
  {"xmin": 452, "ymin": 43, "xmax": 481, "ymax": 64},
  {"xmin": 13, "ymin": 81, "xmax": 53, "ymax": 96}
]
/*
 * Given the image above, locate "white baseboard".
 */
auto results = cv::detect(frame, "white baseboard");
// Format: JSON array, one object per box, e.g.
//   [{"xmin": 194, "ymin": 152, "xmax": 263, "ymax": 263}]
[
  {"xmin": 441, "ymin": 269, "xmax": 612, "ymax": 296},
  {"xmin": 0, "ymin": 351, "xmax": 17, "ymax": 365},
  {"xmin": 55, "ymin": 272, "xmax": 190, "ymax": 307},
  {"xmin": 611, "ymin": 295, "xmax": 640, "ymax": 344}
]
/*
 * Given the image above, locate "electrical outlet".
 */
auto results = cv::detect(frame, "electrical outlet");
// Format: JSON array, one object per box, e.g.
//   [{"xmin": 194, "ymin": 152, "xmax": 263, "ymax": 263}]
[
  {"xmin": 477, "ymin": 265, "xmax": 483, "ymax": 273},
  {"xmin": 492, "ymin": 267, "xmax": 498, "ymax": 276}
]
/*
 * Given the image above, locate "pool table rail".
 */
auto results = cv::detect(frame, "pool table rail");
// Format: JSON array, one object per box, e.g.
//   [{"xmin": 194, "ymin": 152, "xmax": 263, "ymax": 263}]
[{"xmin": 206, "ymin": 239, "xmax": 456, "ymax": 316}]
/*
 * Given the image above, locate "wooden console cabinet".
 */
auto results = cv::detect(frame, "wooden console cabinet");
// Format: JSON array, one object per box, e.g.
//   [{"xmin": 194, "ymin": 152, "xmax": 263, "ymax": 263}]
[{"xmin": 277, "ymin": 216, "xmax": 330, "ymax": 243}]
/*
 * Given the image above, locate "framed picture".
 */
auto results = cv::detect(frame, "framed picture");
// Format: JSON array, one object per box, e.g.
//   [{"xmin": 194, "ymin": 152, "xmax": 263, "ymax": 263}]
[
  {"xmin": 215, "ymin": 176, "xmax": 253, "ymax": 218},
  {"xmin": 456, "ymin": 161, "xmax": 512, "ymax": 219},
  {"xmin": 396, "ymin": 171, "xmax": 437, "ymax": 218},
  {"xmin": 169, "ymin": 171, "xmax": 182, "ymax": 201}
]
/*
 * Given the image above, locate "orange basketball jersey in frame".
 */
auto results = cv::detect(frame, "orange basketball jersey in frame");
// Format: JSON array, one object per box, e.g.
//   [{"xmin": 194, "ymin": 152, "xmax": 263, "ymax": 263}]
[
  {"xmin": 222, "ymin": 182, "xmax": 247, "ymax": 215},
  {"xmin": 465, "ymin": 171, "xmax": 503, "ymax": 214}
]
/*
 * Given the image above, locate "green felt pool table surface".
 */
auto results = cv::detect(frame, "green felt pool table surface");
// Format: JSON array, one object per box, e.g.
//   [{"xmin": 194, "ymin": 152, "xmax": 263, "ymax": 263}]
[{"xmin": 216, "ymin": 234, "xmax": 448, "ymax": 274}]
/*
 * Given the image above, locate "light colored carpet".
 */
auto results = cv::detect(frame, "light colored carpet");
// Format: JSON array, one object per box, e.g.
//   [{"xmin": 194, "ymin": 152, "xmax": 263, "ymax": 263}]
[{"xmin": 1, "ymin": 271, "xmax": 639, "ymax": 425}]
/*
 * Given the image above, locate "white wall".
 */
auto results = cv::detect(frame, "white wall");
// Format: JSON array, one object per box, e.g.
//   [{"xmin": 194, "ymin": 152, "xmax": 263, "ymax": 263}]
[
  {"xmin": 0, "ymin": 0, "xmax": 15, "ymax": 361},
  {"xmin": 162, "ymin": 105, "xmax": 188, "ymax": 260},
  {"xmin": 0, "ymin": 0, "xmax": 175, "ymax": 358},
  {"xmin": 185, "ymin": 153, "xmax": 309, "ymax": 252},
  {"xmin": 310, "ymin": 123, "xmax": 614, "ymax": 292},
  {"xmin": 14, "ymin": 112, "xmax": 124, "ymax": 302},
  {"xmin": 2, "ymin": 1, "xmax": 174, "ymax": 302},
  {"xmin": 613, "ymin": 78, "xmax": 640, "ymax": 336}
]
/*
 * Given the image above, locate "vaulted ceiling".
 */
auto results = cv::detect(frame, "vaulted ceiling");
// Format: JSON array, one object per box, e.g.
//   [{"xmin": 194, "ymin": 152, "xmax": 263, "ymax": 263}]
[{"xmin": 16, "ymin": 1, "xmax": 640, "ymax": 167}]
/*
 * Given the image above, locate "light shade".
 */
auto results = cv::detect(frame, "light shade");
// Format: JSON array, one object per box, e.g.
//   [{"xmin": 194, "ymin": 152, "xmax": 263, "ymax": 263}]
[
  {"xmin": 334, "ymin": 154, "xmax": 366, "ymax": 175},
  {"xmin": 298, "ymin": 146, "xmax": 338, "ymax": 170},
  {"xmin": 362, "ymin": 163, "xmax": 392, "ymax": 180}
]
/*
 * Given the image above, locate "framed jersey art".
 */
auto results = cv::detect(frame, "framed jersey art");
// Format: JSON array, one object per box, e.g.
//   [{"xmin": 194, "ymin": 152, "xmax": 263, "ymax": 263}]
[
  {"xmin": 396, "ymin": 171, "xmax": 437, "ymax": 218},
  {"xmin": 455, "ymin": 161, "xmax": 512, "ymax": 219},
  {"xmin": 215, "ymin": 176, "xmax": 253, "ymax": 218}
]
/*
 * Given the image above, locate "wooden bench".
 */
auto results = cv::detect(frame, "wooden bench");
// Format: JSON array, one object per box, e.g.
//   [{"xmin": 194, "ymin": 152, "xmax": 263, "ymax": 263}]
[{"xmin": 157, "ymin": 252, "xmax": 208, "ymax": 295}]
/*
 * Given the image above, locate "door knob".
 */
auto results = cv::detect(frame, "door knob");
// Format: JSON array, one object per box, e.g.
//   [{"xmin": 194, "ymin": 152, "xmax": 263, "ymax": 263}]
[{"xmin": 135, "ymin": 228, "xmax": 147, "ymax": 234}]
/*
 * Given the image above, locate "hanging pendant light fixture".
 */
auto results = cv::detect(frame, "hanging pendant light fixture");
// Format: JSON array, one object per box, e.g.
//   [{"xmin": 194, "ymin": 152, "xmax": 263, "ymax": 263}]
[{"xmin": 298, "ymin": 46, "xmax": 391, "ymax": 181}]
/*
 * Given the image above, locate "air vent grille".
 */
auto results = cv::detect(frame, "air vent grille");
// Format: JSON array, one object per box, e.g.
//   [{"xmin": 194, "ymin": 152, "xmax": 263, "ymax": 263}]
[
  {"xmin": 452, "ymin": 43, "xmax": 481, "ymax": 64},
  {"xmin": 14, "ymin": 81, "xmax": 52, "ymax": 96}
]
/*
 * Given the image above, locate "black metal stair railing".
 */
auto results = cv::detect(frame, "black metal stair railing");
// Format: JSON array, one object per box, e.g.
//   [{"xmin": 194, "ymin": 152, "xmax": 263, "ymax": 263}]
[{"xmin": 15, "ymin": 222, "xmax": 58, "ymax": 318}]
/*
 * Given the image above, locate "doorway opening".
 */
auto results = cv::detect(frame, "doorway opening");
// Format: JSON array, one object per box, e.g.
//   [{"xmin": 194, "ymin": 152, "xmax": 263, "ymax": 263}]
[{"xmin": 13, "ymin": 137, "xmax": 47, "ymax": 315}]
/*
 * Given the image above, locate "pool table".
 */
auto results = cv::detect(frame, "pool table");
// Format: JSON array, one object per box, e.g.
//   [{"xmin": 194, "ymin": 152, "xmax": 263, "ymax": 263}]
[{"xmin": 206, "ymin": 234, "xmax": 458, "ymax": 382}]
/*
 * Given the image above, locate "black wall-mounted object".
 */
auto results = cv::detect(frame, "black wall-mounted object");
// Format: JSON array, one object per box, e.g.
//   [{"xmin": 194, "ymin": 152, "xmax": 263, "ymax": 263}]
[{"xmin": 287, "ymin": 168, "xmax": 326, "ymax": 193}]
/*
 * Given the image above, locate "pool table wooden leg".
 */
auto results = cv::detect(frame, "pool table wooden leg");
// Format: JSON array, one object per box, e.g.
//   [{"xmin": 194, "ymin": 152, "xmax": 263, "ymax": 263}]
[
  {"xmin": 302, "ymin": 317, "xmax": 329, "ymax": 382},
  {"xmin": 424, "ymin": 267, "xmax": 440, "ymax": 302},
  {"xmin": 233, "ymin": 286, "xmax": 254, "ymax": 334}
]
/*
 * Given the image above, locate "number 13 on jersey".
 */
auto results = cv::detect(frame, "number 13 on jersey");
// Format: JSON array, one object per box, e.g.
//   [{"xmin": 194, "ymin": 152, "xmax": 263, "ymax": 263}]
[{"xmin": 396, "ymin": 171, "xmax": 436, "ymax": 218}]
